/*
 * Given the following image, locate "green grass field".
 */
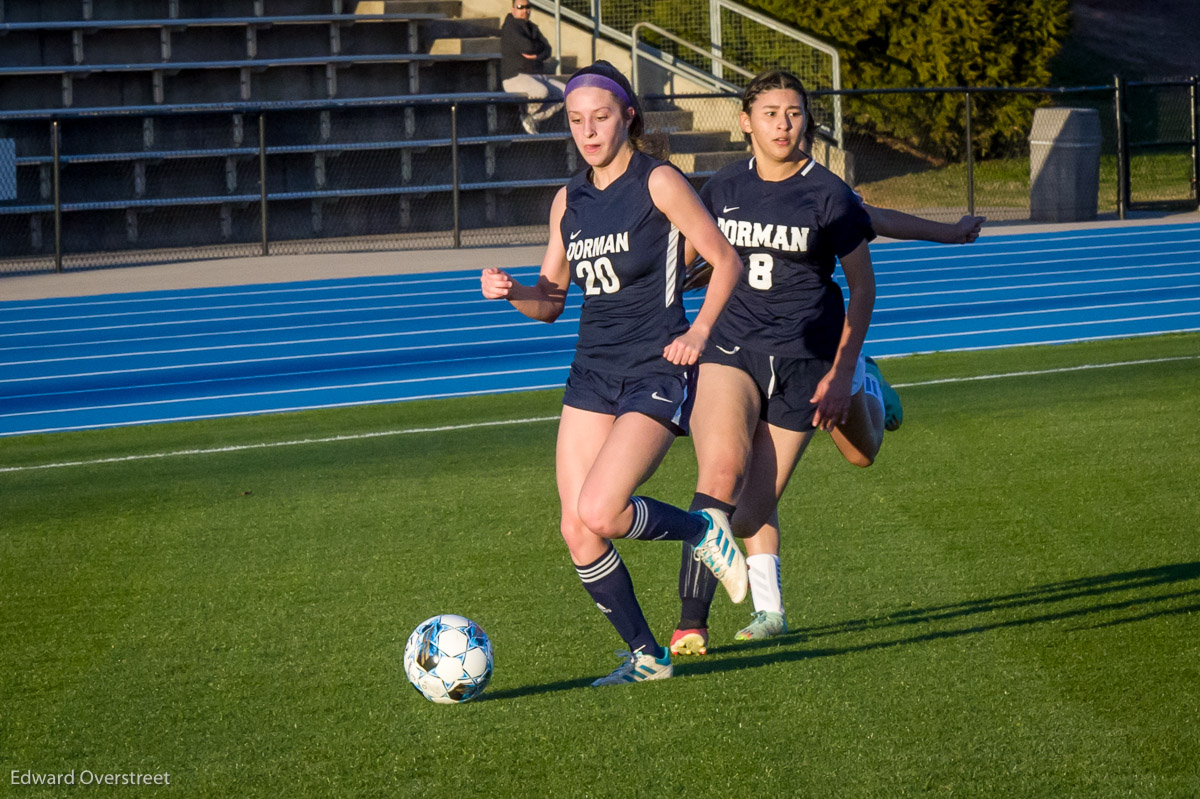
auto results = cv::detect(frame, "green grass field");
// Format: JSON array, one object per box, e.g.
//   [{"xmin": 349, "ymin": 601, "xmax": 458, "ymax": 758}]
[{"xmin": 2, "ymin": 333, "xmax": 1199, "ymax": 798}]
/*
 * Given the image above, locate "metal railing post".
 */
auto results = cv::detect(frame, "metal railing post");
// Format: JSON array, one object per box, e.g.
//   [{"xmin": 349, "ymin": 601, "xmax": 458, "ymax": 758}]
[
  {"xmin": 1191, "ymin": 74, "xmax": 1199, "ymax": 208},
  {"xmin": 52, "ymin": 119, "xmax": 62, "ymax": 272},
  {"xmin": 1114, "ymin": 74, "xmax": 1129, "ymax": 219},
  {"xmin": 259, "ymin": 113, "xmax": 268, "ymax": 255},
  {"xmin": 710, "ymin": 0, "xmax": 723, "ymax": 82},
  {"xmin": 965, "ymin": 90, "xmax": 975, "ymax": 217},
  {"xmin": 451, "ymin": 103, "xmax": 461, "ymax": 249},
  {"xmin": 554, "ymin": 0, "xmax": 562, "ymax": 76},
  {"xmin": 589, "ymin": 0, "xmax": 599, "ymax": 63}
]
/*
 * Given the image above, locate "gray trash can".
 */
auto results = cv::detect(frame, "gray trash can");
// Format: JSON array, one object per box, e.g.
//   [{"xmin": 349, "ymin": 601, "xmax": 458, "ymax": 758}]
[{"xmin": 1028, "ymin": 108, "xmax": 1102, "ymax": 222}]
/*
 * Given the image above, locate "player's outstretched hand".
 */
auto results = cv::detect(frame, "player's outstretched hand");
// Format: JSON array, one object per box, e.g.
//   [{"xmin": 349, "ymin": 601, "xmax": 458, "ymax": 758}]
[
  {"xmin": 809, "ymin": 371, "xmax": 852, "ymax": 431},
  {"xmin": 952, "ymin": 215, "xmax": 985, "ymax": 244},
  {"xmin": 663, "ymin": 328, "xmax": 707, "ymax": 365},
  {"xmin": 481, "ymin": 267, "xmax": 514, "ymax": 299}
]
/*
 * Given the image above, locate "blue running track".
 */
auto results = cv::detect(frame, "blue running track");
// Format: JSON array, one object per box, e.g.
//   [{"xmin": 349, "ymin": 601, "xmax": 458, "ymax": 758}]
[{"xmin": 2, "ymin": 222, "xmax": 1198, "ymax": 437}]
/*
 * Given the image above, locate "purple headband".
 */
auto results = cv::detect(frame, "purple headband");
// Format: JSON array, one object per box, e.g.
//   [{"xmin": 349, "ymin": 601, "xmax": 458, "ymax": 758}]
[{"xmin": 564, "ymin": 73, "xmax": 632, "ymax": 106}]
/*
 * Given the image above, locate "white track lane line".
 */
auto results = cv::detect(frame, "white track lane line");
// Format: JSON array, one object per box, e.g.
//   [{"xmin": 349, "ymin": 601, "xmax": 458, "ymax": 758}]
[{"xmin": 4, "ymin": 355, "xmax": 1197, "ymax": 472}]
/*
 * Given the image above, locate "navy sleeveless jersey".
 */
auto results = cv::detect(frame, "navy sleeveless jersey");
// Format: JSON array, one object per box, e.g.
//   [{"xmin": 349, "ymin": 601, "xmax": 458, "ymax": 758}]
[
  {"xmin": 561, "ymin": 150, "xmax": 690, "ymax": 375},
  {"xmin": 700, "ymin": 157, "xmax": 874, "ymax": 360}
]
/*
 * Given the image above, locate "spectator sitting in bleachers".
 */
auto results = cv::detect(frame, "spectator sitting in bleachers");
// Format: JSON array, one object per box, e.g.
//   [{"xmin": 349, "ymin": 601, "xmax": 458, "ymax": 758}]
[{"xmin": 500, "ymin": 0, "xmax": 566, "ymax": 134}]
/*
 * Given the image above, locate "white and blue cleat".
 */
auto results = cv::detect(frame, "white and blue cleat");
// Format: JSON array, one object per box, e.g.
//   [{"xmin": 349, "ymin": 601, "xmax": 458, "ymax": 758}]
[
  {"xmin": 692, "ymin": 508, "xmax": 748, "ymax": 604},
  {"xmin": 591, "ymin": 647, "xmax": 673, "ymax": 686}
]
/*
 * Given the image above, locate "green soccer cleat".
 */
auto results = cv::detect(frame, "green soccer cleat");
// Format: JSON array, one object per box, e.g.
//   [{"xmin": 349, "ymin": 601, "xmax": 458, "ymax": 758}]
[
  {"xmin": 692, "ymin": 508, "xmax": 748, "ymax": 604},
  {"xmin": 734, "ymin": 610, "xmax": 788, "ymax": 641},
  {"xmin": 864, "ymin": 356, "xmax": 903, "ymax": 431},
  {"xmin": 591, "ymin": 647, "xmax": 673, "ymax": 686}
]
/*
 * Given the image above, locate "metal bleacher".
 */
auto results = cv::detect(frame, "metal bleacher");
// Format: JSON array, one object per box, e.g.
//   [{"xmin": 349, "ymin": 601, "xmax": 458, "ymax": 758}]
[{"xmin": 0, "ymin": 0, "xmax": 576, "ymax": 270}]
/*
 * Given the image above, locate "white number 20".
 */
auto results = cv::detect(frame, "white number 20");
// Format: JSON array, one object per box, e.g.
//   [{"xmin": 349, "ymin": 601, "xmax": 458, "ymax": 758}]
[
  {"xmin": 748, "ymin": 252, "xmax": 773, "ymax": 290},
  {"xmin": 577, "ymin": 257, "xmax": 621, "ymax": 295}
]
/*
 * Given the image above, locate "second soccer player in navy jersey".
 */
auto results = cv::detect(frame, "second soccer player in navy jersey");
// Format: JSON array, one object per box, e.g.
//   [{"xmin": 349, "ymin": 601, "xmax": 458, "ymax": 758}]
[
  {"xmin": 480, "ymin": 62, "xmax": 746, "ymax": 686},
  {"xmin": 669, "ymin": 69, "xmax": 977, "ymax": 655}
]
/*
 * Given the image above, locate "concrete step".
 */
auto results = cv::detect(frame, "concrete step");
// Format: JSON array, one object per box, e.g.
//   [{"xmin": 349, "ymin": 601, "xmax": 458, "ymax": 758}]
[
  {"xmin": 429, "ymin": 35, "xmax": 501, "ymax": 55},
  {"xmin": 666, "ymin": 130, "xmax": 741, "ymax": 154},
  {"xmin": 424, "ymin": 17, "xmax": 501, "ymax": 39},
  {"xmin": 669, "ymin": 150, "xmax": 748, "ymax": 173},
  {"xmin": 644, "ymin": 109, "xmax": 694, "ymax": 134},
  {"xmin": 356, "ymin": 0, "xmax": 463, "ymax": 15}
]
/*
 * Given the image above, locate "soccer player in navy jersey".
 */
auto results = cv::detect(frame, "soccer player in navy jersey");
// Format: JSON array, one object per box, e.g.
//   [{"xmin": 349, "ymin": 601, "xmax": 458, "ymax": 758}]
[
  {"xmin": 669, "ymin": 70, "xmax": 983, "ymax": 655},
  {"xmin": 480, "ymin": 62, "xmax": 746, "ymax": 686}
]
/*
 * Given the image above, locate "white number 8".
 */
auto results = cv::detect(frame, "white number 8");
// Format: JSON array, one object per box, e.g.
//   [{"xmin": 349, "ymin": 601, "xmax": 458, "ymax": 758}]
[{"xmin": 748, "ymin": 253, "xmax": 773, "ymax": 290}]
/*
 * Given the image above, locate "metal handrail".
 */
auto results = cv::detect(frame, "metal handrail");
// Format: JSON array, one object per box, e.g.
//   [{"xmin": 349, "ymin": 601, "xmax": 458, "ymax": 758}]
[
  {"xmin": 0, "ymin": 13, "xmax": 441, "ymax": 32},
  {"xmin": 535, "ymin": 0, "xmax": 842, "ymax": 146},
  {"xmin": 629, "ymin": 21, "xmax": 750, "ymax": 96}
]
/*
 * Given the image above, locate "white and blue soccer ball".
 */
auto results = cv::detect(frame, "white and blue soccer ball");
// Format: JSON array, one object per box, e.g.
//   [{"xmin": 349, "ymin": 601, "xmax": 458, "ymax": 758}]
[{"xmin": 403, "ymin": 614, "xmax": 493, "ymax": 704}]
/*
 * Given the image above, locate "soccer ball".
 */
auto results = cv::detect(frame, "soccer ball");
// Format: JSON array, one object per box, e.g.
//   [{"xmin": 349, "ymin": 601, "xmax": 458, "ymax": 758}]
[{"xmin": 403, "ymin": 614, "xmax": 493, "ymax": 704}]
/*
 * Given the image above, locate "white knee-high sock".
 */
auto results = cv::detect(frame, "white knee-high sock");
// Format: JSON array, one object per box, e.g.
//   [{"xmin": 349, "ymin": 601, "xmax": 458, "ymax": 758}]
[{"xmin": 747, "ymin": 553, "xmax": 783, "ymax": 615}]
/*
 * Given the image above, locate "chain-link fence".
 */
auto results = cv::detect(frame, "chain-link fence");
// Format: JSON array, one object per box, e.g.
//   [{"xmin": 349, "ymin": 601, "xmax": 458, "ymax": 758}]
[{"xmin": 1, "ymin": 80, "xmax": 1196, "ymax": 275}]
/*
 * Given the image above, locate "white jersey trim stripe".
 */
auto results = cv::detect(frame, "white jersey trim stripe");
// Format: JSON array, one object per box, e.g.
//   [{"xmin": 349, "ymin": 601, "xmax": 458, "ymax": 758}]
[{"xmin": 665, "ymin": 224, "xmax": 680, "ymax": 307}]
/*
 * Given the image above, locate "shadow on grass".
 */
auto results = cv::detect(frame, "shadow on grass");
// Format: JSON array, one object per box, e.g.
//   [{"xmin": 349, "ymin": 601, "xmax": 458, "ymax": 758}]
[{"xmin": 484, "ymin": 562, "xmax": 1199, "ymax": 699}]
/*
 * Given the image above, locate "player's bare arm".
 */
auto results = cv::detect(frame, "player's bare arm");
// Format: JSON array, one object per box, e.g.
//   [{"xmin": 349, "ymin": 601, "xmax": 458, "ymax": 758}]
[
  {"xmin": 648, "ymin": 165, "xmax": 741, "ymax": 364},
  {"xmin": 811, "ymin": 241, "xmax": 875, "ymax": 430},
  {"xmin": 480, "ymin": 187, "xmax": 570, "ymax": 322},
  {"xmin": 866, "ymin": 204, "xmax": 985, "ymax": 244}
]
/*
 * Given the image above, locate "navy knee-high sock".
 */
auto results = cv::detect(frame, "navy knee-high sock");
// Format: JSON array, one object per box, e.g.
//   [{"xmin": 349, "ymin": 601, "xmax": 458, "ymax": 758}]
[
  {"xmin": 575, "ymin": 545, "xmax": 658, "ymax": 655},
  {"xmin": 622, "ymin": 496, "xmax": 708, "ymax": 544},
  {"xmin": 678, "ymin": 493, "xmax": 734, "ymax": 629}
]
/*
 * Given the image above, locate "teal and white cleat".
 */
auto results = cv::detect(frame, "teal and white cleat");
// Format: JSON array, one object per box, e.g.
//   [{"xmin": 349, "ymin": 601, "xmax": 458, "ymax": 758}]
[
  {"xmin": 591, "ymin": 648, "xmax": 673, "ymax": 686},
  {"xmin": 734, "ymin": 610, "xmax": 788, "ymax": 641},
  {"xmin": 692, "ymin": 509, "xmax": 748, "ymax": 604},
  {"xmin": 865, "ymin": 356, "xmax": 903, "ymax": 431}
]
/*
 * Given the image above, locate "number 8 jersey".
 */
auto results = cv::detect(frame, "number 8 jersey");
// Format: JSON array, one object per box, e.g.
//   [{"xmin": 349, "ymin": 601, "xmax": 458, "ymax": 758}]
[
  {"xmin": 561, "ymin": 150, "xmax": 690, "ymax": 375},
  {"xmin": 699, "ymin": 156, "xmax": 875, "ymax": 361}
]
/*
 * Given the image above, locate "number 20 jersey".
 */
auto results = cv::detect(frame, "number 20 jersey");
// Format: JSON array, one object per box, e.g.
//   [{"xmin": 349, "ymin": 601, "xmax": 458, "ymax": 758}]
[
  {"xmin": 561, "ymin": 150, "xmax": 690, "ymax": 375},
  {"xmin": 699, "ymin": 157, "xmax": 874, "ymax": 361}
]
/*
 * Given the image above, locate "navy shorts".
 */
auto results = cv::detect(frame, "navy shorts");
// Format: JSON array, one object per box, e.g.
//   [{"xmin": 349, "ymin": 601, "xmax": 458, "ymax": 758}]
[
  {"xmin": 701, "ymin": 339, "xmax": 864, "ymax": 432},
  {"xmin": 562, "ymin": 364, "xmax": 695, "ymax": 436}
]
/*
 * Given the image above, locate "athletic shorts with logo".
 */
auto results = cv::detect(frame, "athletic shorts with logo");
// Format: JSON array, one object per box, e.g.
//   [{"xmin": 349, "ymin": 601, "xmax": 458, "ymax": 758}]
[
  {"xmin": 700, "ymin": 338, "xmax": 865, "ymax": 432},
  {"xmin": 562, "ymin": 364, "xmax": 695, "ymax": 436}
]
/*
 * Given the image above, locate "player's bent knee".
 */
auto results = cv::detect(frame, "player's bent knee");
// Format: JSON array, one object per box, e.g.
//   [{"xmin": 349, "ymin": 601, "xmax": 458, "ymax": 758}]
[{"xmin": 574, "ymin": 497, "xmax": 625, "ymax": 539}]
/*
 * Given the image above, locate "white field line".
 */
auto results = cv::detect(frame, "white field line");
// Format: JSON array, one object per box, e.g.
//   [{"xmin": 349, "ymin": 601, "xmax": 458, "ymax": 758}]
[
  {"xmin": 0, "ymin": 383, "xmax": 567, "ymax": 440},
  {"xmin": 889, "ymin": 354, "xmax": 1200, "ymax": 388},
  {"xmin": 880, "ymin": 327, "xmax": 1200, "ymax": 356},
  {"xmin": 4, "ymin": 354, "xmax": 1197, "ymax": 472}
]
